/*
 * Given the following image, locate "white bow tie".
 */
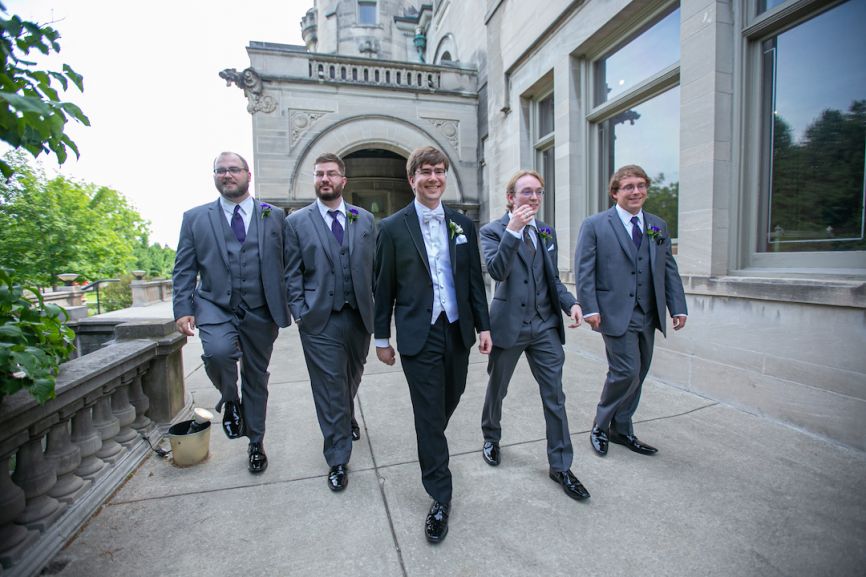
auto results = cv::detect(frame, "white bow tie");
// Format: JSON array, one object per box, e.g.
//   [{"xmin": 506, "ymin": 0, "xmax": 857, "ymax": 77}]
[{"xmin": 422, "ymin": 210, "xmax": 444, "ymax": 224}]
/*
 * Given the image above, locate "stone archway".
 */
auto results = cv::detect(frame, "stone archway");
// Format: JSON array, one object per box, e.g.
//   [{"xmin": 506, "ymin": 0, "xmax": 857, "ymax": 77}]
[{"xmin": 342, "ymin": 149, "xmax": 413, "ymax": 221}]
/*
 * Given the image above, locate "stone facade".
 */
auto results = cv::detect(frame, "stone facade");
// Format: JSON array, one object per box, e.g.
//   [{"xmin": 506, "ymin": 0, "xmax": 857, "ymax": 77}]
[{"xmin": 230, "ymin": 0, "xmax": 866, "ymax": 451}]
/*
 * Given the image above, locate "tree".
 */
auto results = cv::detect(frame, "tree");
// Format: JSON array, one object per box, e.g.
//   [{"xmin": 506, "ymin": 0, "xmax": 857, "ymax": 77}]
[{"xmin": 0, "ymin": 2, "xmax": 89, "ymax": 178}]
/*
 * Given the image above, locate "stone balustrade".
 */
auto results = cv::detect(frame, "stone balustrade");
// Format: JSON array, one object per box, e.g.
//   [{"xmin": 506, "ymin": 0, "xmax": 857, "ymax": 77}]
[
  {"xmin": 130, "ymin": 279, "xmax": 172, "ymax": 308},
  {"xmin": 0, "ymin": 319, "xmax": 186, "ymax": 576}
]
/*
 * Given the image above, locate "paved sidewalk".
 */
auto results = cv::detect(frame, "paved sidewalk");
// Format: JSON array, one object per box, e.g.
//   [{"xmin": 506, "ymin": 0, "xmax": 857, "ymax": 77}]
[{"xmin": 51, "ymin": 302, "xmax": 866, "ymax": 577}]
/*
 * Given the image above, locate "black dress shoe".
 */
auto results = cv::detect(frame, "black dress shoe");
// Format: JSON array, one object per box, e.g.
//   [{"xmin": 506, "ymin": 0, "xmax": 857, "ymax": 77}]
[
  {"xmin": 222, "ymin": 400, "xmax": 244, "ymax": 439},
  {"xmin": 328, "ymin": 464, "xmax": 348, "ymax": 491},
  {"xmin": 248, "ymin": 442, "xmax": 268, "ymax": 473},
  {"xmin": 351, "ymin": 418, "xmax": 361, "ymax": 441},
  {"xmin": 425, "ymin": 500, "xmax": 450, "ymax": 544},
  {"xmin": 482, "ymin": 441, "xmax": 500, "ymax": 466},
  {"xmin": 609, "ymin": 431, "xmax": 658, "ymax": 455},
  {"xmin": 590, "ymin": 425, "xmax": 608, "ymax": 456},
  {"xmin": 549, "ymin": 469, "xmax": 591, "ymax": 501}
]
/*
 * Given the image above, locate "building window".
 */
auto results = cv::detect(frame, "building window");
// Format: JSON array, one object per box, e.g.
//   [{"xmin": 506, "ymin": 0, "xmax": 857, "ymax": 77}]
[
  {"xmin": 534, "ymin": 91, "xmax": 555, "ymax": 225},
  {"xmin": 358, "ymin": 1, "xmax": 377, "ymax": 26},
  {"xmin": 590, "ymin": 6, "xmax": 681, "ymax": 238},
  {"xmin": 755, "ymin": 0, "xmax": 866, "ymax": 254}
]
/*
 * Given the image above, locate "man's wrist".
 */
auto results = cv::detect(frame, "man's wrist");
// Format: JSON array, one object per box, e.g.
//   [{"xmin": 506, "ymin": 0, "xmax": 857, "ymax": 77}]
[{"xmin": 374, "ymin": 338, "xmax": 391, "ymax": 348}]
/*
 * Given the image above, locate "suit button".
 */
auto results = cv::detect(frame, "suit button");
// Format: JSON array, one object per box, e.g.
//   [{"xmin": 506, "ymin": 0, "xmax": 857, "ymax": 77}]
[
  {"xmin": 524, "ymin": 280, "xmax": 528, "ymax": 284},
  {"xmin": 631, "ymin": 271, "xmax": 635, "ymax": 275},
  {"xmin": 629, "ymin": 293, "xmax": 634, "ymax": 297}
]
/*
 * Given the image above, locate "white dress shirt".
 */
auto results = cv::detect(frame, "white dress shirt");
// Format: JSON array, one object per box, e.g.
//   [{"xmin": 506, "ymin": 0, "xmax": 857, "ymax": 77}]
[
  {"xmin": 414, "ymin": 199, "xmax": 459, "ymax": 324},
  {"xmin": 220, "ymin": 195, "xmax": 254, "ymax": 234}
]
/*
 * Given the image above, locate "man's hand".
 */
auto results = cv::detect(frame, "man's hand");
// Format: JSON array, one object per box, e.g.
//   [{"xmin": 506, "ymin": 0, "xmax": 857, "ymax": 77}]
[
  {"xmin": 567, "ymin": 304, "xmax": 583, "ymax": 328},
  {"xmin": 673, "ymin": 315, "xmax": 687, "ymax": 331},
  {"xmin": 585, "ymin": 314, "xmax": 601, "ymax": 330},
  {"xmin": 376, "ymin": 345, "xmax": 397, "ymax": 365},
  {"xmin": 478, "ymin": 330, "xmax": 492, "ymax": 354},
  {"xmin": 176, "ymin": 315, "xmax": 196, "ymax": 336},
  {"xmin": 506, "ymin": 204, "xmax": 537, "ymax": 232}
]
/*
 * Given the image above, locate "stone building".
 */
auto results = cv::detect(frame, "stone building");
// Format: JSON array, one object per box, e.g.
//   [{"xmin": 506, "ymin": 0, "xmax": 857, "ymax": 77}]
[{"xmin": 222, "ymin": 0, "xmax": 866, "ymax": 451}]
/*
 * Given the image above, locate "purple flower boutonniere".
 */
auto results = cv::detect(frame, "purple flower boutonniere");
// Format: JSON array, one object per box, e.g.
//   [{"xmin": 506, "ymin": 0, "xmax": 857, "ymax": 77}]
[
  {"xmin": 347, "ymin": 208, "xmax": 359, "ymax": 223},
  {"xmin": 537, "ymin": 225, "xmax": 553, "ymax": 242},
  {"xmin": 260, "ymin": 202, "xmax": 272, "ymax": 218},
  {"xmin": 646, "ymin": 225, "xmax": 665, "ymax": 245}
]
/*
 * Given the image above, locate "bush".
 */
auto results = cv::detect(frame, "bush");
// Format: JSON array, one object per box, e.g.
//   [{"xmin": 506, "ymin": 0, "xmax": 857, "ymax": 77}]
[
  {"xmin": 0, "ymin": 267, "xmax": 76, "ymax": 403},
  {"xmin": 99, "ymin": 275, "xmax": 132, "ymax": 312}
]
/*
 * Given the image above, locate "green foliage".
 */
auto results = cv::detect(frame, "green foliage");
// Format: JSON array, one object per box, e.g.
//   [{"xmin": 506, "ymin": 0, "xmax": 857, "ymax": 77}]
[
  {"xmin": 644, "ymin": 173, "xmax": 679, "ymax": 239},
  {"xmin": 0, "ymin": 266, "xmax": 75, "ymax": 404},
  {"xmin": 100, "ymin": 274, "xmax": 132, "ymax": 313},
  {"xmin": 133, "ymin": 241, "xmax": 176, "ymax": 279},
  {"xmin": 0, "ymin": 152, "xmax": 151, "ymax": 288},
  {"xmin": 0, "ymin": 2, "xmax": 90, "ymax": 178}
]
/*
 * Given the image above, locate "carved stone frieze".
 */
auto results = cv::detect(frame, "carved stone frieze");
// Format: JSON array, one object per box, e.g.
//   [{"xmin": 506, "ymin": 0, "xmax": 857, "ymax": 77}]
[
  {"xmin": 289, "ymin": 109, "xmax": 329, "ymax": 148},
  {"xmin": 219, "ymin": 67, "xmax": 276, "ymax": 114},
  {"xmin": 422, "ymin": 117, "xmax": 460, "ymax": 154}
]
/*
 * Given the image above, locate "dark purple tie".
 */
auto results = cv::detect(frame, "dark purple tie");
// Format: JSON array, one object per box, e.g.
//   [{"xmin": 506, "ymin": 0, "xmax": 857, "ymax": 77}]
[
  {"xmin": 631, "ymin": 216, "xmax": 642, "ymax": 248},
  {"xmin": 231, "ymin": 205, "xmax": 246, "ymax": 243},
  {"xmin": 328, "ymin": 210, "xmax": 344, "ymax": 245}
]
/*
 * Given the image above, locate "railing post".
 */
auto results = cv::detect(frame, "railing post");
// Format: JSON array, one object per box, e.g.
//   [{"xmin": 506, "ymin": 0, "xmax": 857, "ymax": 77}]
[
  {"xmin": 71, "ymin": 403, "xmax": 106, "ymax": 481},
  {"xmin": 0, "ymin": 453, "xmax": 39, "ymax": 569},
  {"xmin": 13, "ymin": 432, "xmax": 66, "ymax": 531},
  {"xmin": 45, "ymin": 411, "xmax": 89, "ymax": 504}
]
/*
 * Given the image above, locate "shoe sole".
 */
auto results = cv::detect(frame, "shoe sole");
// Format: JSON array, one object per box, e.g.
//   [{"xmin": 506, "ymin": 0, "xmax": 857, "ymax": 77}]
[
  {"xmin": 609, "ymin": 438, "xmax": 657, "ymax": 455},
  {"xmin": 425, "ymin": 525, "xmax": 448, "ymax": 544}
]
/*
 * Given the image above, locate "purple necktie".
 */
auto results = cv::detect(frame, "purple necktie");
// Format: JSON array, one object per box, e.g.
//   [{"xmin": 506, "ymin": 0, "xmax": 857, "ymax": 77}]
[
  {"xmin": 231, "ymin": 205, "xmax": 246, "ymax": 243},
  {"xmin": 630, "ymin": 216, "xmax": 642, "ymax": 249},
  {"xmin": 328, "ymin": 210, "xmax": 344, "ymax": 245}
]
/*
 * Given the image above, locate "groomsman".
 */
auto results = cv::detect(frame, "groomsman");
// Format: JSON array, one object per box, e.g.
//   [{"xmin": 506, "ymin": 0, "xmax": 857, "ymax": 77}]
[
  {"xmin": 374, "ymin": 146, "xmax": 491, "ymax": 544},
  {"xmin": 286, "ymin": 153, "xmax": 375, "ymax": 492},
  {"xmin": 575, "ymin": 164, "xmax": 687, "ymax": 457},
  {"xmin": 480, "ymin": 170, "xmax": 589, "ymax": 501},
  {"xmin": 173, "ymin": 151, "xmax": 291, "ymax": 473}
]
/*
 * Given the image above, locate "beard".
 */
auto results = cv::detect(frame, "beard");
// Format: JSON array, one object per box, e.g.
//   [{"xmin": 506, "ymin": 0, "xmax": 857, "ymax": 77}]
[
  {"xmin": 315, "ymin": 180, "xmax": 343, "ymax": 202},
  {"xmin": 217, "ymin": 180, "xmax": 249, "ymax": 199}
]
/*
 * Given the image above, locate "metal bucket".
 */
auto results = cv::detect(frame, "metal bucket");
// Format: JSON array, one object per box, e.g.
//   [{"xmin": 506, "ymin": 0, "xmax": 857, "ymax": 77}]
[{"xmin": 167, "ymin": 408, "xmax": 213, "ymax": 466}]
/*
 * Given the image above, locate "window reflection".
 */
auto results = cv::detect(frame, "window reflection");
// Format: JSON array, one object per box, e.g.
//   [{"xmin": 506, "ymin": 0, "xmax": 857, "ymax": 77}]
[
  {"xmin": 538, "ymin": 93, "xmax": 554, "ymax": 138},
  {"xmin": 759, "ymin": 0, "xmax": 866, "ymax": 253},
  {"xmin": 757, "ymin": 0, "xmax": 786, "ymax": 15},
  {"xmin": 601, "ymin": 87, "xmax": 680, "ymax": 238},
  {"xmin": 595, "ymin": 8, "xmax": 680, "ymax": 105},
  {"xmin": 358, "ymin": 0, "xmax": 377, "ymax": 25}
]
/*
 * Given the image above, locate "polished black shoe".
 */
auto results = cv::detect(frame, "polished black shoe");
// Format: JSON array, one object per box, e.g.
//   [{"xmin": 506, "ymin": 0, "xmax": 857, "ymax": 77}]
[
  {"xmin": 351, "ymin": 418, "xmax": 361, "ymax": 441},
  {"xmin": 590, "ymin": 425, "xmax": 608, "ymax": 456},
  {"xmin": 425, "ymin": 500, "xmax": 450, "ymax": 544},
  {"xmin": 481, "ymin": 441, "xmax": 500, "ymax": 466},
  {"xmin": 549, "ymin": 469, "xmax": 591, "ymax": 501},
  {"xmin": 609, "ymin": 431, "xmax": 658, "ymax": 455},
  {"xmin": 328, "ymin": 464, "xmax": 348, "ymax": 492},
  {"xmin": 248, "ymin": 442, "xmax": 268, "ymax": 473},
  {"xmin": 222, "ymin": 400, "xmax": 244, "ymax": 440}
]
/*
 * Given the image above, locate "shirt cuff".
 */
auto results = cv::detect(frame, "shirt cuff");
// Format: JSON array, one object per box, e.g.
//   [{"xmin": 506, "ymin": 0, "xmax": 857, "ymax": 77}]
[{"xmin": 374, "ymin": 338, "xmax": 391, "ymax": 348}]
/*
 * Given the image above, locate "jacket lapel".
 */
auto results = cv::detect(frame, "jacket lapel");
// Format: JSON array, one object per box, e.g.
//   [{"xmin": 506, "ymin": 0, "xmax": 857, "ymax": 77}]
[
  {"xmin": 347, "ymin": 203, "xmax": 357, "ymax": 255},
  {"xmin": 444, "ymin": 206, "xmax": 458, "ymax": 272},
  {"xmin": 645, "ymin": 213, "xmax": 658, "ymax": 271},
  {"xmin": 308, "ymin": 204, "xmax": 335, "ymax": 267},
  {"xmin": 253, "ymin": 202, "xmax": 266, "ymax": 264},
  {"xmin": 404, "ymin": 204, "xmax": 431, "ymax": 279},
  {"xmin": 607, "ymin": 207, "xmax": 636, "ymax": 260},
  {"xmin": 208, "ymin": 199, "xmax": 230, "ymax": 269}
]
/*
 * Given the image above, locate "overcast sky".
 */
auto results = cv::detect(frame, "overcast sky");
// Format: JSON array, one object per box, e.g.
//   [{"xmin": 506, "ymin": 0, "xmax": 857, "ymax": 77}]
[{"xmin": 5, "ymin": 0, "xmax": 309, "ymax": 248}]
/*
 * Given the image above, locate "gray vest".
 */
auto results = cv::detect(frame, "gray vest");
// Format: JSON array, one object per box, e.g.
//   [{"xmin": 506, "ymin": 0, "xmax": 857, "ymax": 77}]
[
  {"xmin": 325, "ymin": 222, "xmax": 357, "ymax": 312},
  {"xmin": 634, "ymin": 235, "xmax": 655, "ymax": 317},
  {"xmin": 223, "ymin": 212, "xmax": 266, "ymax": 311},
  {"xmin": 523, "ymin": 235, "xmax": 555, "ymax": 327}
]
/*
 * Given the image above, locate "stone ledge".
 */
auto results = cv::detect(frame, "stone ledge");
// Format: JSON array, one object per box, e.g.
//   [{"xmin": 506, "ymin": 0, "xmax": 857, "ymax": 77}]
[{"xmin": 683, "ymin": 275, "xmax": 866, "ymax": 309}]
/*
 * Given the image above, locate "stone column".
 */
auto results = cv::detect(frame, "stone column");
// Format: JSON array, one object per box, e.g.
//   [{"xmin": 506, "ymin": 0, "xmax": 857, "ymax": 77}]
[
  {"xmin": 92, "ymin": 394, "xmax": 125, "ymax": 464},
  {"xmin": 0, "ymin": 454, "xmax": 39, "ymax": 568},
  {"xmin": 45, "ymin": 418, "xmax": 89, "ymax": 504},
  {"xmin": 112, "ymin": 374, "xmax": 138, "ymax": 445},
  {"xmin": 71, "ymin": 403, "xmax": 106, "ymax": 480},
  {"xmin": 129, "ymin": 366, "xmax": 153, "ymax": 433},
  {"xmin": 12, "ymin": 434, "xmax": 66, "ymax": 531}
]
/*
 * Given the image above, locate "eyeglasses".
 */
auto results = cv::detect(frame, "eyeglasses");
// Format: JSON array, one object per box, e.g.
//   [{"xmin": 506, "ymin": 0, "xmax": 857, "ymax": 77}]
[
  {"xmin": 415, "ymin": 169, "xmax": 447, "ymax": 177},
  {"xmin": 314, "ymin": 171, "xmax": 344, "ymax": 179},
  {"xmin": 619, "ymin": 182, "xmax": 648, "ymax": 193},
  {"xmin": 214, "ymin": 167, "xmax": 246, "ymax": 175},
  {"xmin": 517, "ymin": 189, "xmax": 545, "ymax": 197}
]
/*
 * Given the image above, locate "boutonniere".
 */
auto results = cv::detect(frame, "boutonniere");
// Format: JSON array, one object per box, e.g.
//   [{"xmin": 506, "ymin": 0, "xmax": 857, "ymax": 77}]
[
  {"xmin": 260, "ymin": 202, "xmax": 272, "ymax": 218},
  {"xmin": 347, "ymin": 208, "xmax": 359, "ymax": 223},
  {"xmin": 646, "ymin": 225, "xmax": 665, "ymax": 245},
  {"xmin": 448, "ymin": 220, "xmax": 464, "ymax": 239},
  {"xmin": 537, "ymin": 225, "xmax": 553, "ymax": 243}
]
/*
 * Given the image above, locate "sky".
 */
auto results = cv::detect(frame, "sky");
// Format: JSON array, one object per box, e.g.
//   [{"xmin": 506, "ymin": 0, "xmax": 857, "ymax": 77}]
[{"xmin": 5, "ymin": 0, "xmax": 310, "ymax": 248}]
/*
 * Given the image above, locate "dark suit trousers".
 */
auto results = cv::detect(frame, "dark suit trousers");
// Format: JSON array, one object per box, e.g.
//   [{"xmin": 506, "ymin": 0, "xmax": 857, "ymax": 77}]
[
  {"xmin": 198, "ymin": 306, "xmax": 279, "ymax": 444},
  {"xmin": 596, "ymin": 306, "xmax": 656, "ymax": 436},
  {"xmin": 482, "ymin": 322, "xmax": 573, "ymax": 472},
  {"xmin": 299, "ymin": 307, "xmax": 370, "ymax": 467},
  {"xmin": 401, "ymin": 314, "xmax": 469, "ymax": 504}
]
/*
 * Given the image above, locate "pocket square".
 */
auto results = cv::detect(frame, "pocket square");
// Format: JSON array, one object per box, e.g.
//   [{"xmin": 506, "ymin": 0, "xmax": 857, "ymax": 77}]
[
  {"xmin": 547, "ymin": 243, "xmax": 555, "ymax": 252},
  {"xmin": 455, "ymin": 234, "xmax": 468, "ymax": 245}
]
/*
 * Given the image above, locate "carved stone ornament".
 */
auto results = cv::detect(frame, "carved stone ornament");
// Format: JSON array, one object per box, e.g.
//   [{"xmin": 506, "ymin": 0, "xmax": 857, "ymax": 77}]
[
  {"xmin": 219, "ymin": 67, "xmax": 276, "ymax": 114},
  {"xmin": 423, "ymin": 117, "xmax": 460, "ymax": 153},
  {"xmin": 289, "ymin": 110, "xmax": 329, "ymax": 148}
]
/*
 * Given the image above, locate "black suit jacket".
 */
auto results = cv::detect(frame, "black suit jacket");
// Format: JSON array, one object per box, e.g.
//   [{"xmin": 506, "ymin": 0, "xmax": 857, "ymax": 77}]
[{"xmin": 374, "ymin": 201, "xmax": 490, "ymax": 356}]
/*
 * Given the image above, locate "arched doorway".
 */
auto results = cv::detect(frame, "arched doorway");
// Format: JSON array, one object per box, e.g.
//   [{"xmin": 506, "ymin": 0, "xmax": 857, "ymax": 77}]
[{"xmin": 342, "ymin": 148, "xmax": 414, "ymax": 222}]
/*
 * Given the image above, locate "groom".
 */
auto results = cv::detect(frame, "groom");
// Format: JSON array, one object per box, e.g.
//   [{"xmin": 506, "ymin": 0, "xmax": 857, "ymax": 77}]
[{"xmin": 374, "ymin": 146, "xmax": 491, "ymax": 544}]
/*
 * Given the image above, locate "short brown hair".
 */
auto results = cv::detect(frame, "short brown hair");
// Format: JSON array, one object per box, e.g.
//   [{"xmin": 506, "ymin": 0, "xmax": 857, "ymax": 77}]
[
  {"xmin": 214, "ymin": 151, "xmax": 249, "ymax": 171},
  {"xmin": 505, "ymin": 169, "xmax": 544, "ymax": 211},
  {"xmin": 609, "ymin": 164, "xmax": 651, "ymax": 199},
  {"xmin": 406, "ymin": 146, "xmax": 449, "ymax": 178},
  {"xmin": 314, "ymin": 152, "xmax": 345, "ymax": 175}
]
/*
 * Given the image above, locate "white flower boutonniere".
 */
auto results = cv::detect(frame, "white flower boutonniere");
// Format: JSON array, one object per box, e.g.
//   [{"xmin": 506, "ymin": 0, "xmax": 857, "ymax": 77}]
[{"xmin": 448, "ymin": 220, "xmax": 464, "ymax": 239}]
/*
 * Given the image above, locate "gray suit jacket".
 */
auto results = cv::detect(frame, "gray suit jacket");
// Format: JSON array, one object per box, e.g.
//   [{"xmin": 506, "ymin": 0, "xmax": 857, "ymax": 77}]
[
  {"xmin": 574, "ymin": 206, "xmax": 686, "ymax": 338},
  {"xmin": 172, "ymin": 199, "xmax": 291, "ymax": 328},
  {"xmin": 481, "ymin": 213, "xmax": 577, "ymax": 349},
  {"xmin": 285, "ymin": 202, "xmax": 375, "ymax": 335}
]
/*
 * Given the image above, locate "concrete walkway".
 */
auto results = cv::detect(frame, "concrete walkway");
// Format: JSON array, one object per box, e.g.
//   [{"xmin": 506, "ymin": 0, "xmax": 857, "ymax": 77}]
[{"xmin": 51, "ymin": 302, "xmax": 866, "ymax": 577}]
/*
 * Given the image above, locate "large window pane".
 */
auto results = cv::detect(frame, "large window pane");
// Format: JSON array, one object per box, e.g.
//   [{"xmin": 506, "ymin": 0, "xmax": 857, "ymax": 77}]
[
  {"xmin": 600, "ymin": 86, "xmax": 680, "ymax": 237},
  {"xmin": 595, "ymin": 8, "xmax": 680, "ymax": 105},
  {"xmin": 759, "ymin": 0, "xmax": 866, "ymax": 253},
  {"xmin": 358, "ymin": 1, "xmax": 377, "ymax": 25},
  {"xmin": 538, "ymin": 93, "xmax": 554, "ymax": 138},
  {"xmin": 538, "ymin": 146, "xmax": 555, "ymax": 225}
]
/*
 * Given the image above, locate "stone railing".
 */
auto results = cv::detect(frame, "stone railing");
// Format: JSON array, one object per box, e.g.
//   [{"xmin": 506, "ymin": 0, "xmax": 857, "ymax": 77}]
[
  {"xmin": 0, "ymin": 319, "xmax": 186, "ymax": 577},
  {"xmin": 130, "ymin": 278, "xmax": 172, "ymax": 307}
]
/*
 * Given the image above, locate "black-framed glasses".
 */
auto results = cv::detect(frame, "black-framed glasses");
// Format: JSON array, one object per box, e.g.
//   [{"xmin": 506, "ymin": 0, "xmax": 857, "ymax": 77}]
[
  {"xmin": 314, "ymin": 171, "xmax": 344, "ymax": 179},
  {"xmin": 214, "ymin": 167, "xmax": 246, "ymax": 175},
  {"xmin": 619, "ymin": 183, "xmax": 648, "ymax": 193}
]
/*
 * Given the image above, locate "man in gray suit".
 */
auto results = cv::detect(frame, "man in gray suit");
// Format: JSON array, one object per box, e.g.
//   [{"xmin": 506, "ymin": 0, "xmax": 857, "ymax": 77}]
[
  {"xmin": 575, "ymin": 164, "xmax": 687, "ymax": 457},
  {"xmin": 173, "ymin": 151, "xmax": 291, "ymax": 473},
  {"xmin": 480, "ymin": 170, "xmax": 590, "ymax": 501},
  {"xmin": 286, "ymin": 153, "xmax": 375, "ymax": 492}
]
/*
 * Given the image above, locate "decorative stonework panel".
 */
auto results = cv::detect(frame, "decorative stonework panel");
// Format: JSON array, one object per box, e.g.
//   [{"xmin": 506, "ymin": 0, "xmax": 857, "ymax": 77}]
[
  {"xmin": 421, "ymin": 117, "xmax": 460, "ymax": 154},
  {"xmin": 289, "ymin": 110, "xmax": 330, "ymax": 149},
  {"xmin": 219, "ymin": 67, "xmax": 277, "ymax": 115}
]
